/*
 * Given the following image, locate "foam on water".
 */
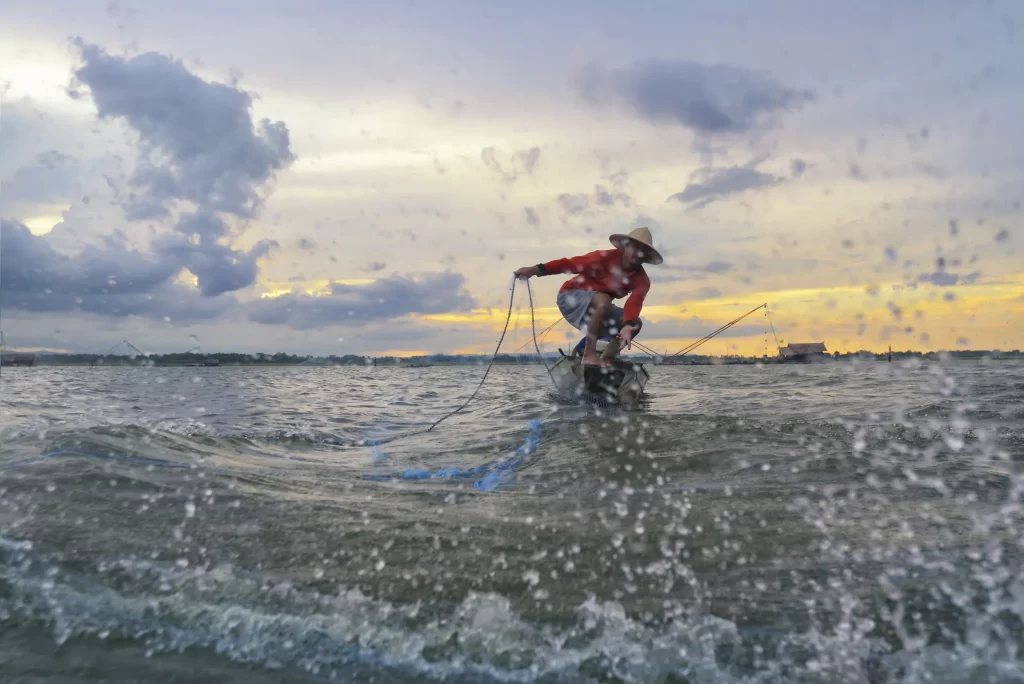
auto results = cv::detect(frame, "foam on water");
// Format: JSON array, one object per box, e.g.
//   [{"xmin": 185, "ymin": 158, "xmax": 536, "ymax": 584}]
[
  {"xmin": 0, "ymin": 533, "xmax": 746, "ymax": 682},
  {"xmin": 3, "ymin": 531, "xmax": 1022, "ymax": 683}
]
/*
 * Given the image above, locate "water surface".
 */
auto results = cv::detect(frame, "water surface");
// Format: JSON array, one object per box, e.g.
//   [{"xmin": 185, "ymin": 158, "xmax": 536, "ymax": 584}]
[{"xmin": 1, "ymin": 359, "xmax": 1022, "ymax": 682}]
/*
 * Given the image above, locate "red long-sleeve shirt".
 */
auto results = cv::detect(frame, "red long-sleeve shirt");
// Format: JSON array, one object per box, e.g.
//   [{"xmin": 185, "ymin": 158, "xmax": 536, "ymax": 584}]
[{"xmin": 539, "ymin": 249, "xmax": 650, "ymax": 324}]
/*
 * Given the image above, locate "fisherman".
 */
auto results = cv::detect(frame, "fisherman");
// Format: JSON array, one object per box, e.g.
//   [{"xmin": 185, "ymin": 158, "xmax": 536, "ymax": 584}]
[{"xmin": 514, "ymin": 226, "xmax": 663, "ymax": 367}]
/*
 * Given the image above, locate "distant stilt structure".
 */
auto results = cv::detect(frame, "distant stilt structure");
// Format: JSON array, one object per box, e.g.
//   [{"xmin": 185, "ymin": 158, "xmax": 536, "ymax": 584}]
[
  {"xmin": 101, "ymin": 340, "xmax": 146, "ymax": 361},
  {"xmin": 888, "ymin": 345, "xmax": 892, "ymax": 363}
]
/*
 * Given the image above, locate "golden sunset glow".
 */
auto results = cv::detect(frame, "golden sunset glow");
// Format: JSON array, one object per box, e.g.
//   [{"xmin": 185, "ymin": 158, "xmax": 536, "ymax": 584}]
[
  {"xmin": 378, "ymin": 349, "xmax": 432, "ymax": 358},
  {"xmin": 22, "ymin": 214, "xmax": 64, "ymax": 236},
  {"xmin": 420, "ymin": 273, "xmax": 1024, "ymax": 357},
  {"xmin": 256, "ymin": 279, "xmax": 377, "ymax": 299},
  {"xmin": 174, "ymin": 269, "xmax": 200, "ymax": 289}
]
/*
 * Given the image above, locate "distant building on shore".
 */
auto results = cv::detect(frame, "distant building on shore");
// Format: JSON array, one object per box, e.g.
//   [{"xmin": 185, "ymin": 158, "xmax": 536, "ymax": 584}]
[{"xmin": 778, "ymin": 342, "xmax": 829, "ymax": 362}]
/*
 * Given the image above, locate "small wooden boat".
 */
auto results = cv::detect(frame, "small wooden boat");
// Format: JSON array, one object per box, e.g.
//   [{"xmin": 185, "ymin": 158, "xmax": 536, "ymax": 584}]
[{"xmin": 549, "ymin": 340, "xmax": 650, "ymax": 406}]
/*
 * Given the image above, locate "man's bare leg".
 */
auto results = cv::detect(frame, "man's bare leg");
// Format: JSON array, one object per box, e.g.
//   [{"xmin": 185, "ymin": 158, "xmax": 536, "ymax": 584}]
[{"xmin": 582, "ymin": 293, "xmax": 612, "ymax": 367}]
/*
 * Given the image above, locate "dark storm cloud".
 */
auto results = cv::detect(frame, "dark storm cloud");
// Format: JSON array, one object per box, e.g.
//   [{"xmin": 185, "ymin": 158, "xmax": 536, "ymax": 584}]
[
  {"xmin": 155, "ymin": 229, "xmax": 278, "ymax": 297},
  {"xmin": 7, "ymin": 40, "xmax": 299, "ymax": 312},
  {"xmin": 669, "ymin": 164, "xmax": 783, "ymax": 208},
  {"xmin": 575, "ymin": 59, "xmax": 813, "ymax": 135},
  {"xmin": 0, "ymin": 43, "xmax": 295, "ymax": 321},
  {"xmin": 74, "ymin": 41, "xmax": 290, "ymax": 295},
  {"xmin": 0, "ymin": 218, "xmax": 230, "ymax": 320},
  {"xmin": 245, "ymin": 272, "xmax": 477, "ymax": 330},
  {"xmin": 72, "ymin": 40, "xmax": 294, "ymax": 220}
]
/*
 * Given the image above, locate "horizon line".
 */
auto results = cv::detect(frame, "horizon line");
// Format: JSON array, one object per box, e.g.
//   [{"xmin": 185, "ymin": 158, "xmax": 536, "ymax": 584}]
[{"xmin": 3, "ymin": 348, "xmax": 1022, "ymax": 360}]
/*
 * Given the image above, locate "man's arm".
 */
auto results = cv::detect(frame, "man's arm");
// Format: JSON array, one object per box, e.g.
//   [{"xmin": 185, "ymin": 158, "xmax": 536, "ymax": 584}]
[
  {"xmin": 515, "ymin": 251, "xmax": 604, "ymax": 279},
  {"xmin": 621, "ymin": 274, "xmax": 650, "ymax": 328},
  {"xmin": 538, "ymin": 250, "xmax": 603, "ymax": 276}
]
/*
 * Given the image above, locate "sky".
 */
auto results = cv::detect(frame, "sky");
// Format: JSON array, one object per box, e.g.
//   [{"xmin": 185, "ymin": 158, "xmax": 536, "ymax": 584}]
[{"xmin": 1, "ymin": 0, "xmax": 1021, "ymax": 357}]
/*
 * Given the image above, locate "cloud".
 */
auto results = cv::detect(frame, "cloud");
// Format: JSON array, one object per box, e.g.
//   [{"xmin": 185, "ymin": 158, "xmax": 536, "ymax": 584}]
[
  {"xmin": 42, "ymin": 41, "xmax": 298, "ymax": 302},
  {"xmin": 917, "ymin": 257, "xmax": 981, "ymax": 287},
  {"xmin": 641, "ymin": 315, "xmax": 762, "ymax": 341},
  {"xmin": 848, "ymin": 161, "xmax": 868, "ymax": 182},
  {"xmin": 556, "ymin": 185, "xmax": 632, "ymax": 218},
  {"xmin": 1, "ymin": 42, "xmax": 295, "ymax": 324},
  {"xmin": 685, "ymin": 287, "xmax": 724, "ymax": 300},
  {"xmin": 0, "ymin": 148, "xmax": 84, "ymax": 208},
  {"xmin": 156, "ymin": 232, "xmax": 278, "ymax": 298},
  {"xmin": 125, "ymin": 209, "xmax": 276, "ymax": 297},
  {"xmin": 651, "ymin": 260, "xmax": 734, "ymax": 283},
  {"xmin": 697, "ymin": 261, "xmax": 733, "ymax": 274},
  {"xmin": 604, "ymin": 170, "xmax": 629, "ymax": 188},
  {"xmin": 790, "ymin": 158, "xmax": 808, "ymax": 177},
  {"xmin": 524, "ymin": 207, "xmax": 539, "ymax": 227},
  {"xmin": 556, "ymin": 193, "xmax": 589, "ymax": 216},
  {"xmin": 362, "ymin": 261, "xmax": 387, "ymax": 273},
  {"xmin": 513, "ymin": 147, "xmax": 541, "ymax": 175},
  {"xmin": 593, "ymin": 184, "xmax": 632, "ymax": 208},
  {"xmin": 72, "ymin": 40, "xmax": 294, "ymax": 221},
  {"xmin": 245, "ymin": 271, "xmax": 477, "ymax": 330},
  {"xmin": 2, "ymin": 165, "xmax": 78, "ymax": 207},
  {"xmin": 668, "ymin": 159, "xmax": 783, "ymax": 207},
  {"xmin": 0, "ymin": 218, "xmax": 231, "ymax": 320},
  {"xmin": 36, "ymin": 150, "xmax": 75, "ymax": 169},
  {"xmin": 575, "ymin": 59, "xmax": 813, "ymax": 135},
  {"xmin": 480, "ymin": 146, "xmax": 541, "ymax": 182}
]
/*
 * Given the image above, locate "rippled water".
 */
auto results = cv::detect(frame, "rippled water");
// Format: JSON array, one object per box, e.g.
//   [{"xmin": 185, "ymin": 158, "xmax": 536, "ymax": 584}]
[{"xmin": 1, "ymin": 359, "xmax": 1022, "ymax": 682}]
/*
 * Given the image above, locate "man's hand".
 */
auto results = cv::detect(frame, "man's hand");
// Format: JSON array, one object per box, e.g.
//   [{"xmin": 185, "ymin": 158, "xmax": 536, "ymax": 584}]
[
  {"xmin": 617, "ymin": 324, "xmax": 637, "ymax": 349},
  {"xmin": 514, "ymin": 265, "xmax": 539, "ymax": 280}
]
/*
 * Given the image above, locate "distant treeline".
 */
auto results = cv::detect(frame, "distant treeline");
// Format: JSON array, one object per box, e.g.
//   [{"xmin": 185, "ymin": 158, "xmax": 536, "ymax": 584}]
[
  {"xmin": 5, "ymin": 348, "xmax": 1022, "ymax": 367},
  {"xmin": 7, "ymin": 351, "xmax": 564, "ymax": 366}
]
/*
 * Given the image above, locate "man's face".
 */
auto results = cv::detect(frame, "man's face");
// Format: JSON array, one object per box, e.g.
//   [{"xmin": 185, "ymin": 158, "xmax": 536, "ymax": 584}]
[{"xmin": 622, "ymin": 241, "xmax": 644, "ymax": 270}]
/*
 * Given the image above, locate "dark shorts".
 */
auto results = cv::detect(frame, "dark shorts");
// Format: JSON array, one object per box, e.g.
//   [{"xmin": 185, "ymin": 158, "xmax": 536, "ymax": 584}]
[{"xmin": 556, "ymin": 290, "xmax": 643, "ymax": 341}]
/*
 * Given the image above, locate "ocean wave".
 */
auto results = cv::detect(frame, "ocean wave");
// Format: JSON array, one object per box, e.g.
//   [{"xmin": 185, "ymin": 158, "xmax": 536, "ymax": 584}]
[{"xmin": 3, "ymin": 534, "xmax": 1020, "ymax": 683}]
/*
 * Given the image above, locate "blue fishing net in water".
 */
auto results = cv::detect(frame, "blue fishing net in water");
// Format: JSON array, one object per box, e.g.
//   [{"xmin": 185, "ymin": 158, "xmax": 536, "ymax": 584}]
[{"xmin": 363, "ymin": 420, "xmax": 543, "ymax": 491}]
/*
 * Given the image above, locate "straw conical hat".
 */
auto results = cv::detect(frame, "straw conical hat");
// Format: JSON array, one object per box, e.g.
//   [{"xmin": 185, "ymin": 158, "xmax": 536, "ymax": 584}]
[{"xmin": 609, "ymin": 226, "xmax": 663, "ymax": 265}]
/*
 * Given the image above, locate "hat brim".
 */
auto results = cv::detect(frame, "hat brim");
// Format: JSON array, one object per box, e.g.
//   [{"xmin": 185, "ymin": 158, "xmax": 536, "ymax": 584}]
[{"xmin": 610, "ymin": 234, "xmax": 663, "ymax": 265}]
